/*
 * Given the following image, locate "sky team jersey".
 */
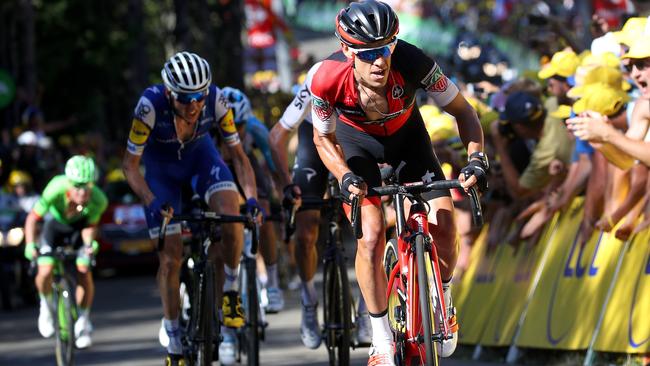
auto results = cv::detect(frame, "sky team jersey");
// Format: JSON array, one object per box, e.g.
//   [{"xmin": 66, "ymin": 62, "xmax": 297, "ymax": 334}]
[
  {"xmin": 309, "ymin": 40, "xmax": 459, "ymax": 136},
  {"xmin": 127, "ymin": 84, "xmax": 240, "ymax": 160},
  {"xmin": 32, "ymin": 175, "xmax": 108, "ymax": 226},
  {"xmin": 278, "ymin": 63, "xmax": 319, "ymax": 130}
]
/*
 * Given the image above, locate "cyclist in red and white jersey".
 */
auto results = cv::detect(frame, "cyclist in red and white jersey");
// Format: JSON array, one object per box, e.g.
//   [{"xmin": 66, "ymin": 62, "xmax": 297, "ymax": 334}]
[{"xmin": 309, "ymin": 1, "xmax": 487, "ymax": 364}]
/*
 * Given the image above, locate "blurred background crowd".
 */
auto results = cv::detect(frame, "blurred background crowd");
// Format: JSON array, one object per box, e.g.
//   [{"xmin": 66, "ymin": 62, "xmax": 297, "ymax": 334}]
[{"xmin": 2, "ymin": 0, "xmax": 650, "ymax": 327}]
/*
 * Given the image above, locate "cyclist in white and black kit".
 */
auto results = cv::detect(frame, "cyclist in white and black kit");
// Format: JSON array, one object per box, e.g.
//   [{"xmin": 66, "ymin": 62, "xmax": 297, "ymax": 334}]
[{"xmin": 270, "ymin": 65, "xmax": 372, "ymax": 349}]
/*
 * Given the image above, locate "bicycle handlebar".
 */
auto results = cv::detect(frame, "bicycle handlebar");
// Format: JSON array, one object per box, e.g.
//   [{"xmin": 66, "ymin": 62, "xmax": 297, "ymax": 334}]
[
  {"xmin": 158, "ymin": 210, "xmax": 254, "ymax": 251},
  {"xmin": 350, "ymin": 179, "xmax": 484, "ymax": 239}
]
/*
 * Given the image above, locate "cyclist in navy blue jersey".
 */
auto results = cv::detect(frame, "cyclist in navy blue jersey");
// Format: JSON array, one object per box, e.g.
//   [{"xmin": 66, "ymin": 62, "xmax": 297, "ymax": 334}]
[{"xmin": 122, "ymin": 52, "xmax": 259, "ymax": 366}]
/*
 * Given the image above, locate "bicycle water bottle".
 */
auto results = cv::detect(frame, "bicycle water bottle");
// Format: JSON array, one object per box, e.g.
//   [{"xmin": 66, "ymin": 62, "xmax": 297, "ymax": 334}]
[{"xmin": 243, "ymin": 228, "xmax": 254, "ymax": 259}]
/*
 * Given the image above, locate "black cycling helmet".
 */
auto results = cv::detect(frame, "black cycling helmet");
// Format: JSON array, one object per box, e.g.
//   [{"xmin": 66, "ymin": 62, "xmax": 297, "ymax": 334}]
[{"xmin": 335, "ymin": 0, "xmax": 399, "ymax": 49}]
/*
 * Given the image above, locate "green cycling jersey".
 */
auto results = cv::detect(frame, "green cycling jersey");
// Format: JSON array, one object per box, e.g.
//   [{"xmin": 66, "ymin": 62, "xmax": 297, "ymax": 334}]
[{"xmin": 32, "ymin": 175, "xmax": 108, "ymax": 225}]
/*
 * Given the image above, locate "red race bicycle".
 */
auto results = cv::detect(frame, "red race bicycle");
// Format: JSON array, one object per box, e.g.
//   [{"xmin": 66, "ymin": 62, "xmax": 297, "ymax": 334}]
[{"xmin": 351, "ymin": 168, "xmax": 482, "ymax": 366}]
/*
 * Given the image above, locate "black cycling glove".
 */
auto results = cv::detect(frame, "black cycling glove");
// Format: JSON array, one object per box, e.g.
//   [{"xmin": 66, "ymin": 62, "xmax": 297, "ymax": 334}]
[
  {"xmin": 460, "ymin": 160, "xmax": 489, "ymax": 193},
  {"xmin": 340, "ymin": 172, "xmax": 364, "ymax": 204},
  {"xmin": 282, "ymin": 184, "xmax": 300, "ymax": 209}
]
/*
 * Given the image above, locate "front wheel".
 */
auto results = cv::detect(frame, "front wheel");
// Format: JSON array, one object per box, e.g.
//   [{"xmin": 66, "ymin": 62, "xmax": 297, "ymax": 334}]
[
  {"xmin": 196, "ymin": 261, "xmax": 215, "ymax": 366},
  {"xmin": 54, "ymin": 279, "xmax": 75, "ymax": 366},
  {"xmin": 415, "ymin": 235, "xmax": 438, "ymax": 366},
  {"xmin": 244, "ymin": 257, "xmax": 260, "ymax": 366},
  {"xmin": 323, "ymin": 255, "xmax": 351, "ymax": 366}
]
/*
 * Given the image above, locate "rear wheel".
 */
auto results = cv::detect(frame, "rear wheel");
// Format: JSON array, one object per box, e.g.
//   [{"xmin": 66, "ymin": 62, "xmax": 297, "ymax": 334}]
[
  {"xmin": 196, "ymin": 261, "xmax": 215, "ymax": 366},
  {"xmin": 54, "ymin": 279, "xmax": 75, "ymax": 366},
  {"xmin": 323, "ymin": 255, "xmax": 351, "ymax": 366},
  {"xmin": 415, "ymin": 235, "xmax": 437, "ymax": 366}
]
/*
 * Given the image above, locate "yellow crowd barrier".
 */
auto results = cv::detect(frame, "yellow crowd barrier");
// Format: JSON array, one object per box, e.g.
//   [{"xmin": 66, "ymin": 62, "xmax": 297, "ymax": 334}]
[{"xmin": 454, "ymin": 197, "xmax": 650, "ymax": 354}]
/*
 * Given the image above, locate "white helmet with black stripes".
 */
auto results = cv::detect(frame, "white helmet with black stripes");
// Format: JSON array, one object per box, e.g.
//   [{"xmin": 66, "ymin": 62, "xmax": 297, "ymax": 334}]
[{"xmin": 161, "ymin": 51, "xmax": 212, "ymax": 93}]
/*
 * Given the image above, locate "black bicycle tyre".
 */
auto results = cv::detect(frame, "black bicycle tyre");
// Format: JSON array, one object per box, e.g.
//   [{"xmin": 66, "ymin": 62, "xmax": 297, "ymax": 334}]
[
  {"xmin": 54, "ymin": 279, "xmax": 75, "ymax": 366},
  {"xmin": 415, "ymin": 235, "xmax": 436, "ymax": 366},
  {"xmin": 323, "ymin": 257, "xmax": 351, "ymax": 366},
  {"xmin": 196, "ymin": 261, "xmax": 215, "ymax": 366},
  {"xmin": 245, "ymin": 257, "xmax": 259, "ymax": 366}
]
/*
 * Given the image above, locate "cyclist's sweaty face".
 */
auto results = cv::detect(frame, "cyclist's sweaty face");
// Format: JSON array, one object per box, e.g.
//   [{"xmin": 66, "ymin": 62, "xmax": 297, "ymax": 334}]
[
  {"xmin": 345, "ymin": 42, "xmax": 394, "ymax": 89},
  {"xmin": 68, "ymin": 184, "xmax": 92, "ymax": 206}
]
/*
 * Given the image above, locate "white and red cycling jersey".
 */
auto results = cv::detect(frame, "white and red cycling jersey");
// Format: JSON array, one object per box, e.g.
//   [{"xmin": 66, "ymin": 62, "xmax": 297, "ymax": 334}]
[{"xmin": 309, "ymin": 40, "xmax": 459, "ymax": 137}]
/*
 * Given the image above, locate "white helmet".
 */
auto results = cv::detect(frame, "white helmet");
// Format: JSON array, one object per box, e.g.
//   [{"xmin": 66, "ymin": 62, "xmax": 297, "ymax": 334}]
[{"xmin": 161, "ymin": 52, "xmax": 211, "ymax": 93}]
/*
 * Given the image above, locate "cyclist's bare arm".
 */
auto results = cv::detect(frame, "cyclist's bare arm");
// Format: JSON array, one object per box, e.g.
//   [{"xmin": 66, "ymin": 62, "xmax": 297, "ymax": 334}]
[
  {"xmin": 269, "ymin": 123, "xmax": 294, "ymax": 189},
  {"xmin": 226, "ymin": 142, "xmax": 258, "ymax": 200},
  {"xmin": 24, "ymin": 211, "xmax": 40, "ymax": 246},
  {"xmin": 441, "ymin": 93, "xmax": 484, "ymax": 159},
  {"xmin": 122, "ymin": 151, "xmax": 155, "ymax": 206},
  {"xmin": 313, "ymin": 130, "xmax": 366, "ymax": 196}
]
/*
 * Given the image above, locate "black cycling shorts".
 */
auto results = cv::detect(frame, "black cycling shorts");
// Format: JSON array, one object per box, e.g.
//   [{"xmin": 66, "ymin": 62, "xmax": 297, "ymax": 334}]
[
  {"xmin": 335, "ymin": 117, "xmax": 450, "ymax": 202},
  {"xmin": 38, "ymin": 217, "xmax": 88, "ymax": 257},
  {"xmin": 292, "ymin": 122, "xmax": 329, "ymax": 203}
]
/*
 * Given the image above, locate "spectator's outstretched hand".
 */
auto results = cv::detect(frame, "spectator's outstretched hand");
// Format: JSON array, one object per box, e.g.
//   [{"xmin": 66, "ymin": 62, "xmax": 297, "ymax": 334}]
[{"xmin": 566, "ymin": 111, "xmax": 614, "ymax": 143}]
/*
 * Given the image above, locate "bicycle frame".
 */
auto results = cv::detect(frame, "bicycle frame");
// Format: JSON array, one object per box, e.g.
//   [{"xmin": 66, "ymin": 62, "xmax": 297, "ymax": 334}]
[
  {"xmin": 386, "ymin": 199, "xmax": 450, "ymax": 360},
  {"xmin": 353, "ymin": 175, "xmax": 482, "ymax": 365}
]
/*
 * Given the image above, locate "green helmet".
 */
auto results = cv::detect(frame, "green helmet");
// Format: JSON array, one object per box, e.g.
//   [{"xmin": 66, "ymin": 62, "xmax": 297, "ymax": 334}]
[{"xmin": 65, "ymin": 155, "xmax": 97, "ymax": 184}]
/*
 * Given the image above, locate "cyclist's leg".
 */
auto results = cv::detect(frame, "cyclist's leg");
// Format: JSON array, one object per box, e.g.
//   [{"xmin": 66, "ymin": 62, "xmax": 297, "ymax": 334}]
[
  {"xmin": 193, "ymin": 149, "xmax": 244, "ymax": 330},
  {"xmin": 337, "ymin": 121, "xmax": 392, "ymax": 354},
  {"xmin": 34, "ymin": 218, "xmax": 68, "ymax": 338},
  {"xmin": 394, "ymin": 116, "xmax": 459, "ymax": 357},
  {"xmin": 293, "ymin": 121, "xmax": 329, "ymax": 347},
  {"xmin": 144, "ymin": 163, "xmax": 184, "ymax": 355}
]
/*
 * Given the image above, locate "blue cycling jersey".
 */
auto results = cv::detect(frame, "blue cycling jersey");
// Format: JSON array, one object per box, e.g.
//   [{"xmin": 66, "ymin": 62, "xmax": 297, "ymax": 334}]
[
  {"xmin": 126, "ymin": 84, "xmax": 240, "ymax": 236},
  {"xmin": 127, "ymin": 84, "xmax": 240, "ymax": 161},
  {"xmin": 243, "ymin": 116, "xmax": 277, "ymax": 173}
]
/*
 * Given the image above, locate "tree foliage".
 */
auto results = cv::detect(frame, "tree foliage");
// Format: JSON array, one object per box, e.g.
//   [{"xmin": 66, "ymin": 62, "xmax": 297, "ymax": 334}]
[{"xmin": 2, "ymin": 0, "xmax": 243, "ymax": 141}]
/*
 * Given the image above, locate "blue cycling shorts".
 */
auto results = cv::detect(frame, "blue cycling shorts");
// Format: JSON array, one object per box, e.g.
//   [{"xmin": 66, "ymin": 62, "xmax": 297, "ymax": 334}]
[{"xmin": 143, "ymin": 139, "xmax": 237, "ymax": 236}]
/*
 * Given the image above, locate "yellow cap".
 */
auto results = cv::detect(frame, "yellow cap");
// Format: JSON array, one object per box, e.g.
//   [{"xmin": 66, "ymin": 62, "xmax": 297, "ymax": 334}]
[
  {"xmin": 538, "ymin": 50, "xmax": 580, "ymax": 79},
  {"xmin": 105, "ymin": 168, "xmax": 126, "ymax": 183},
  {"xmin": 623, "ymin": 35, "xmax": 650, "ymax": 59},
  {"xmin": 572, "ymin": 83, "xmax": 630, "ymax": 116},
  {"xmin": 567, "ymin": 66, "xmax": 630, "ymax": 98},
  {"xmin": 549, "ymin": 105, "xmax": 572, "ymax": 119},
  {"xmin": 613, "ymin": 17, "xmax": 648, "ymax": 46},
  {"xmin": 8, "ymin": 170, "xmax": 32, "ymax": 187},
  {"xmin": 420, "ymin": 105, "xmax": 458, "ymax": 143},
  {"xmin": 580, "ymin": 52, "xmax": 621, "ymax": 68}
]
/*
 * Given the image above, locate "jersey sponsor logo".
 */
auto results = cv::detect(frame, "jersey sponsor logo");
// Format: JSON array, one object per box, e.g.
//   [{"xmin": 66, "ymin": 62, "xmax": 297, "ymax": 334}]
[
  {"xmin": 344, "ymin": 95, "xmax": 355, "ymax": 106},
  {"xmin": 391, "ymin": 84, "xmax": 404, "ymax": 99},
  {"xmin": 312, "ymin": 95, "xmax": 333, "ymax": 121},
  {"xmin": 421, "ymin": 64, "xmax": 449, "ymax": 93},
  {"xmin": 211, "ymin": 166, "xmax": 221, "ymax": 180},
  {"xmin": 293, "ymin": 85, "xmax": 310, "ymax": 109},
  {"xmin": 217, "ymin": 91, "xmax": 230, "ymax": 109},
  {"xmin": 136, "ymin": 99, "xmax": 152, "ymax": 120},
  {"xmin": 220, "ymin": 110, "xmax": 237, "ymax": 134},
  {"xmin": 303, "ymin": 167, "xmax": 317, "ymax": 182},
  {"xmin": 128, "ymin": 119, "xmax": 151, "ymax": 145}
]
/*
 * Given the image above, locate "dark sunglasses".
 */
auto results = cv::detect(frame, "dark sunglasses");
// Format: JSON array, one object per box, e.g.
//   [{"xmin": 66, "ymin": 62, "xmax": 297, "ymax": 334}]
[
  {"xmin": 623, "ymin": 59, "xmax": 650, "ymax": 73},
  {"xmin": 172, "ymin": 90, "xmax": 208, "ymax": 104},
  {"xmin": 352, "ymin": 39, "xmax": 397, "ymax": 62},
  {"xmin": 72, "ymin": 182, "xmax": 92, "ymax": 190}
]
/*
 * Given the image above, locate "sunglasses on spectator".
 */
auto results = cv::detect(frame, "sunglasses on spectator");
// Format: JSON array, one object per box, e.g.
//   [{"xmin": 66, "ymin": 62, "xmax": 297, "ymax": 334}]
[
  {"xmin": 351, "ymin": 38, "xmax": 398, "ymax": 62},
  {"xmin": 171, "ymin": 90, "xmax": 208, "ymax": 104},
  {"xmin": 623, "ymin": 59, "xmax": 650, "ymax": 73}
]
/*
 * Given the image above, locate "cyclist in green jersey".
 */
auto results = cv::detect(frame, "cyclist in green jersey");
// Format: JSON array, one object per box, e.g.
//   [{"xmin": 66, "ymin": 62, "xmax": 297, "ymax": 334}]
[{"xmin": 23, "ymin": 155, "xmax": 108, "ymax": 349}]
